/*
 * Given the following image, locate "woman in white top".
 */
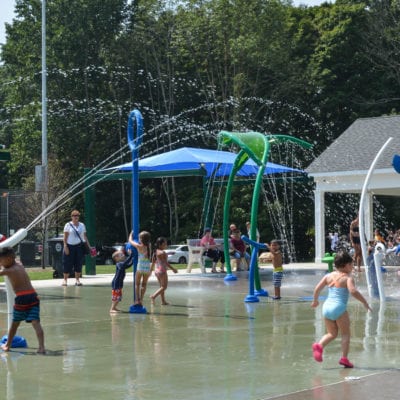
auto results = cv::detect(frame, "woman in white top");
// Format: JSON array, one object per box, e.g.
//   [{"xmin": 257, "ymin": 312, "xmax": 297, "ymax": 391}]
[
  {"xmin": 62, "ymin": 210, "xmax": 91, "ymax": 286},
  {"xmin": 246, "ymin": 221, "xmax": 260, "ymax": 242}
]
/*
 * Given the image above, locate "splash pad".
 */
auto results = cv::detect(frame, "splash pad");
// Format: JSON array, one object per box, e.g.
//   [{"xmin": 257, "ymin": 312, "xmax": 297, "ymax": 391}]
[
  {"xmin": 1, "ymin": 267, "xmax": 400, "ymax": 400},
  {"xmin": 1, "ymin": 110, "xmax": 400, "ymax": 398}
]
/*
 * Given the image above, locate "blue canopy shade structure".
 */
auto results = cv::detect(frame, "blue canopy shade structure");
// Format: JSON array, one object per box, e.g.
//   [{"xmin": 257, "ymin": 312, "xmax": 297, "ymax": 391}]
[
  {"xmin": 107, "ymin": 147, "xmax": 304, "ymax": 178},
  {"xmin": 83, "ymin": 146, "xmax": 307, "ymax": 274}
]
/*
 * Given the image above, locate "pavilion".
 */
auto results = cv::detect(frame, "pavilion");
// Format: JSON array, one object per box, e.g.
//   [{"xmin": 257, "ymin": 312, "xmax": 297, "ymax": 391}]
[{"xmin": 306, "ymin": 115, "xmax": 400, "ymax": 262}]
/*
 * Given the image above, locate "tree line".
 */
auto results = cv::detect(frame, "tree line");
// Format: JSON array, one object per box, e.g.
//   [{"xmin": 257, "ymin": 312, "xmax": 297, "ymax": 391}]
[{"xmin": 1, "ymin": 0, "xmax": 399, "ymax": 260}]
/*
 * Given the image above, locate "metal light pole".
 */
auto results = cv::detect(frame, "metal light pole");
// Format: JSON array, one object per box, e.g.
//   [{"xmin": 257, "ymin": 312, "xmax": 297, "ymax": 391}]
[
  {"xmin": 42, "ymin": 0, "xmax": 47, "ymax": 169},
  {"xmin": 41, "ymin": 0, "xmax": 49, "ymax": 267}
]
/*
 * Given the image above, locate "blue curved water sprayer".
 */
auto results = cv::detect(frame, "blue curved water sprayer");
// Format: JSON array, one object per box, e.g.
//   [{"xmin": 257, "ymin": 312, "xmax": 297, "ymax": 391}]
[
  {"xmin": 241, "ymin": 235, "xmax": 269, "ymax": 302},
  {"xmin": 127, "ymin": 109, "xmax": 146, "ymax": 314},
  {"xmin": 127, "ymin": 109, "xmax": 143, "ymax": 237}
]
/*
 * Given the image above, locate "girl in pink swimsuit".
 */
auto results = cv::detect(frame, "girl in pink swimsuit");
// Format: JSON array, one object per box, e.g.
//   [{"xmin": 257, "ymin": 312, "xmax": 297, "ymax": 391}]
[{"xmin": 150, "ymin": 237, "xmax": 178, "ymax": 305}]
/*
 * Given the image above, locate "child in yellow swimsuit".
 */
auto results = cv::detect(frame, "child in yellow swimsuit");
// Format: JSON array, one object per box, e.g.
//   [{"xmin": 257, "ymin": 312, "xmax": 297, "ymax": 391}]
[{"xmin": 129, "ymin": 231, "xmax": 152, "ymax": 306}]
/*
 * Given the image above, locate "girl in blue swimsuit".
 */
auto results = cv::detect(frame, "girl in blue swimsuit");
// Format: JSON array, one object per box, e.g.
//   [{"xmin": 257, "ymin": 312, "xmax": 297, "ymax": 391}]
[
  {"xmin": 311, "ymin": 252, "xmax": 371, "ymax": 368},
  {"xmin": 129, "ymin": 231, "xmax": 152, "ymax": 306}
]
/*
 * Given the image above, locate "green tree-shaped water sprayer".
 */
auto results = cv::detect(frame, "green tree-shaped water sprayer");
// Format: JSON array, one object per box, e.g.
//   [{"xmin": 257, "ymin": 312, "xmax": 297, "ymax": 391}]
[{"xmin": 217, "ymin": 131, "xmax": 312, "ymax": 293}]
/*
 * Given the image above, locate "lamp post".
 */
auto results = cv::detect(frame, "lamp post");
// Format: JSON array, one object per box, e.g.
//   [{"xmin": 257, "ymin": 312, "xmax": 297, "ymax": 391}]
[
  {"xmin": 42, "ymin": 0, "xmax": 47, "ymax": 170},
  {"xmin": 40, "ymin": 0, "xmax": 49, "ymax": 267}
]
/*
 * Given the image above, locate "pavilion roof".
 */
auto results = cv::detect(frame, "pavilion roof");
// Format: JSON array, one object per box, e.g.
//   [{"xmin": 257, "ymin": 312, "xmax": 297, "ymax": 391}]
[{"xmin": 306, "ymin": 115, "xmax": 400, "ymax": 174}]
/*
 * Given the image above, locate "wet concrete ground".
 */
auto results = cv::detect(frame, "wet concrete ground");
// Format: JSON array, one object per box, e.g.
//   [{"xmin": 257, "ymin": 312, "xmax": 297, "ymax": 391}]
[{"xmin": 0, "ymin": 265, "xmax": 399, "ymax": 400}]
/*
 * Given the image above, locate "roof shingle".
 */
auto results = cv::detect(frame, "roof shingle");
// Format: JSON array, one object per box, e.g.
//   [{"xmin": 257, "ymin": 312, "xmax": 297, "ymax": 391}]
[{"xmin": 306, "ymin": 115, "xmax": 400, "ymax": 173}]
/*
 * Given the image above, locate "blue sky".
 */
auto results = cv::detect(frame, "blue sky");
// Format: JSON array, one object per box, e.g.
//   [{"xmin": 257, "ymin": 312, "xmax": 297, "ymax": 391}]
[
  {"xmin": 0, "ymin": 0, "xmax": 332, "ymax": 45},
  {"xmin": 0, "ymin": 0, "xmax": 16, "ymax": 45}
]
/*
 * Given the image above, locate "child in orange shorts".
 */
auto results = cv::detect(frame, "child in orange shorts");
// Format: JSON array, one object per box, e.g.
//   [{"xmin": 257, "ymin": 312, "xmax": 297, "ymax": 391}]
[{"xmin": 110, "ymin": 247, "xmax": 133, "ymax": 313}]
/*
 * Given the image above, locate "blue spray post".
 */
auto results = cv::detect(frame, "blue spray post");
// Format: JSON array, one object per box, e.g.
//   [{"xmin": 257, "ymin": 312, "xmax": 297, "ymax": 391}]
[
  {"xmin": 127, "ymin": 109, "xmax": 146, "ymax": 314},
  {"xmin": 241, "ymin": 235, "xmax": 269, "ymax": 302},
  {"xmin": 393, "ymin": 154, "xmax": 400, "ymax": 174}
]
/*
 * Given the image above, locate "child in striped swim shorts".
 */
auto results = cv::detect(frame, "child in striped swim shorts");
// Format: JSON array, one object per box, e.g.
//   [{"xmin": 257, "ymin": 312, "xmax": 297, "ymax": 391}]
[
  {"xmin": 270, "ymin": 240, "xmax": 283, "ymax": 300},
  {"xmin": 0, "ymin": 246, "xmax": 45, "ymax": 354}
]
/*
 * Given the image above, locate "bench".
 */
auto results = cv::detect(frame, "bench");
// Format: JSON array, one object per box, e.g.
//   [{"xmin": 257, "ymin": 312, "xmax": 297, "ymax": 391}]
[
  {"xmin": 186, "ymin": 238, "xmax": 224, "ymax": 273},
  {"xmin": 230, "ymin": 251, "xmax": 250, "ymax": 271}
]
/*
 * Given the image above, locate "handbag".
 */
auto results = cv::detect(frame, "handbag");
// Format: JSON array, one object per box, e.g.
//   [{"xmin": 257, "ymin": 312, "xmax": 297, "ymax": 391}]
[{"xmin": 69, "ymin": 223, "xmax": 90, "ymax": 255}]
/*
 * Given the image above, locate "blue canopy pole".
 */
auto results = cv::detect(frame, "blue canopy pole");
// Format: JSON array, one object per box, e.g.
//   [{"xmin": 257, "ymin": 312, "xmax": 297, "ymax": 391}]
[{"xmin": 127, "ymin": 109, "xmax": 146, "ymax": 314}]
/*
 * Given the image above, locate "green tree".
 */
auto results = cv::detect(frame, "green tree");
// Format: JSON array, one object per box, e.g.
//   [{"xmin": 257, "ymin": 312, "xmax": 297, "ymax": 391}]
[
  {"xmin": 308, "ymin": 1, "xmax": 389, "ymax": 133},
  {"xmin": 361, "ymin": 0, "xmax": 400, "ymax": 111},
  {"xmin": 1, "ymin": 0, "xmax": 129, "ymax": 187}
]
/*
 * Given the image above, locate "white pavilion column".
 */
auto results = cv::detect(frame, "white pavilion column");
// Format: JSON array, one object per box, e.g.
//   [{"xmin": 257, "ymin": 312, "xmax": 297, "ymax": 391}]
[
  {"xmin": 364, "ymin": 192, "xmax": 373, "ymax": 242},
  {"xmin": 314, "ymin": 188, "xmax": 325, "ymax": 263}
]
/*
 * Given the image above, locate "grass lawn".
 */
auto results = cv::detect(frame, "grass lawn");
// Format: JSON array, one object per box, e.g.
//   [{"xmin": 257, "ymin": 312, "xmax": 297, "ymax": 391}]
[{"xmin": 0, "ymin": 263, "xmax": 189, "ymax": 282}]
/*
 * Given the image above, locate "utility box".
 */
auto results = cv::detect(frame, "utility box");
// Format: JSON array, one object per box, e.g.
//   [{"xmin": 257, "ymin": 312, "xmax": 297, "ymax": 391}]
[
  {"xmin": 48, "ymin": 237, "xmax": 64, "ymax": 278},
  {"xmin": 19, "ymin": 241, "xmax": 36, "ymax": 266}
]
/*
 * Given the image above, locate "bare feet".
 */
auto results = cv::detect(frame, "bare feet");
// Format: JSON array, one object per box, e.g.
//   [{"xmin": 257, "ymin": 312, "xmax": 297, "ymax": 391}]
[
  {"xmin": 150, "ymin": 296, "xmax": 155, "ymax": 305},
  {"xmin": 1, "ymin": 343, "xmax": 10, "ymax": 352},
  {"xmin": 37, "ymin": 348, "xmax": 46, "ymax": 354},
  {"xmin": 110, "ymin": 308, "xmax": 121, "ymax": 314},
  {"xmin": 161, "ymin": 302, "xmax": 169, "ymax": 305}
]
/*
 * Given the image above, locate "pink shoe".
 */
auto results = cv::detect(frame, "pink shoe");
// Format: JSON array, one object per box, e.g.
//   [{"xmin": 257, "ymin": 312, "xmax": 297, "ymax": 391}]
[
  {"xmin": 339, "ymin": 357, "xmax": 354, "ymax": 368},
  {"xmin": 312, "ymin": 343, "xmax": 323, "ymax": 362}
]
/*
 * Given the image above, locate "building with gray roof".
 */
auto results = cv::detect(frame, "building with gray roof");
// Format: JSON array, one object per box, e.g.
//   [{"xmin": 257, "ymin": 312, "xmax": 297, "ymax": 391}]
[{"xmin": 306, "ymin": 115, "xmax": 400, "ymax": 262}]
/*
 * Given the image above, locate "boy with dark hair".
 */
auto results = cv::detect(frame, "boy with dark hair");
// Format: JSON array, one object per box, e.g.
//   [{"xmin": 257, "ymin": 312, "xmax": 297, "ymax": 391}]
[
  {"xmin": 0, "ymin": 246, "xmax": 45, "ymax": 353},
  {"xmin": 110, "ymin": 247, "xmax": 133, "ymax": 313},
  {"xmin": 269, "ymin": 240, "xmax": 283, "ymax": 300}
]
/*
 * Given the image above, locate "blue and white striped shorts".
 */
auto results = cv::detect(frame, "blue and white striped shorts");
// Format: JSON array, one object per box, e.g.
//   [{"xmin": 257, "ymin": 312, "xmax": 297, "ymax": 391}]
[{"xmin": 273, "ymin": 271, "xmax": 284, "ymax": 288}]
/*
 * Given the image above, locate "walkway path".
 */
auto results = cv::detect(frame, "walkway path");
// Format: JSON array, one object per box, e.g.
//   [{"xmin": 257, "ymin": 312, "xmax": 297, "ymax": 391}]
[{"xmin": 28, "ymin": 262, "xmax": 329, "ymax": 288}]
